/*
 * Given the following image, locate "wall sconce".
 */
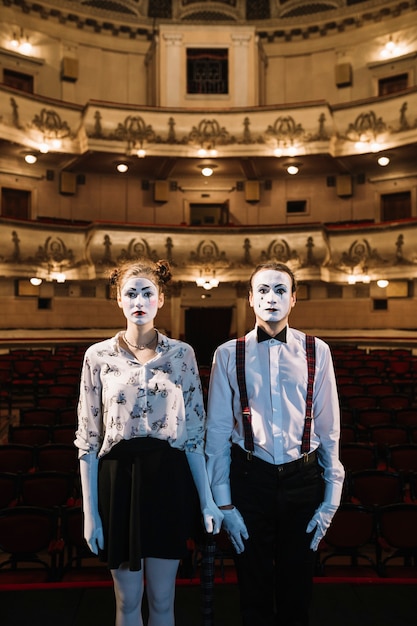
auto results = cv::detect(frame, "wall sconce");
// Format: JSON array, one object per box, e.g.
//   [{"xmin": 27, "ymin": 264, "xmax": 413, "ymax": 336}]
[
  {"xmin": 30, "ymin": 277, "xmax": 42, "ymax": 286},
  {"xmin": 9, "ymin": 28, "xmax": 32, "ymax": 55},
  {"xmin": 347, "ymin": 271, "xmax": 370, "ymax": 285},
  {"xmin": 197, "ymin": 148, "xmax": 218, "ymax": 158},
  {"xmin": 39, "ymin": 142, "xmax": 49, "ymax": 154},
  {"xmin": 52, "ymin": 272, "xmax": 66, "ymax": 283},
  {"xmin": 196, "ymin": 269, "xmax": 220, "ymax": 290},
  {"xmin": 377, "ymin": 279, "xmax": 389, "ymax": 288},
  {"xmin": 380, "ymin": 37, "xmax": 402, "ymax": 59}
]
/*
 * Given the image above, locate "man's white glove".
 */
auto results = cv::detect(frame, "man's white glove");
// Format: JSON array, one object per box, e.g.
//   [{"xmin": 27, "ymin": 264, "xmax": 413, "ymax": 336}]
[
  {"xmin": 306, "ymin": 502, "xmax": 338, "ymax": 551},
  {"xmin": 79, "ymin": 453, "xmax": 104, "ymax": 555},
  {"xmin": 186, "ymin": 451, "xmax": 224, "ymax": 534},
  {"xmin": 222, "ymin": 507, "xmax": 249, "ymax": 554}
]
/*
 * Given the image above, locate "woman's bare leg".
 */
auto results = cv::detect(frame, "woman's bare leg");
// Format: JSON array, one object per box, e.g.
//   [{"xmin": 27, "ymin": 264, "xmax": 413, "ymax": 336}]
[
  {"xmin": 145, "ymin": 558, "xmax": 180, "ymax": 626},
  {"xmin": 111, "ymin": 562, "xmax": 145, "ymax": 626}
]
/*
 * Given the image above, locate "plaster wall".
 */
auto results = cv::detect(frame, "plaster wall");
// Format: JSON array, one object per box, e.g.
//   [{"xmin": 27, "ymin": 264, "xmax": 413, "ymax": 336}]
[{"xmin": 8, "ymin": 169, "xmax": 394, "ymax": 227}]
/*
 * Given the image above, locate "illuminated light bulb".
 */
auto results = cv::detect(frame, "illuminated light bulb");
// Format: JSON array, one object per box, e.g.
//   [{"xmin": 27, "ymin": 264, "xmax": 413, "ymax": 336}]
[
  {"xmin": 288, "ymin": 146, "xmax": 297, "ymax": 157},
  {"xmin": 30, "ymin": 277, "xmax": 42, "ymax": 286},
  {"xmin": 20, "ymin": 39, "xmax": 32, "ymax": 55},
  {"xmin": 370, "ymin": 142, "xmax": 381, "ymax": 153},
  {"xmin": 10, "ymin": 33, "xmax": 19, "ymax": 49},
  {"xmin": 209, "ymin": 149, "xmax": 218, "ymax": 157},
  {"xmin": 137, "ymin": 148, "xmax": 146, "ymax": 158},
  {"xmin": 117, "ymin": 163, "xmax": 128, "ymax": 173},
  {"xmin": 197, "ymin": 149, "xmax": 207, "ymax": 157},
  {"xmin": 54, "ymin": 273, "xmax": 66, "ymax": 283},
  {"xmin": 274, "ymin": 148, "xmax": 283, "ymax": 157},
  {"xmin": 347, "ymin": 275, "xmax": 356, "ymax": 285},
  {"xmin": 385, "ymin": 39, "xmax": 395, "ymax": 53},
  {"xmin": 287, "ymin": 165, "xmax": 299, "ymax": 175},
  {"xmin": 377, "ymin": 279, "xmax": 389, "ymax": 288},
  {"xmin": 25, "ymin": 154, "xmax": 37, "ymax": 164},
  {"xmin": 378, "ymin": 156, "xmax": 390, "ymax": 167},
  {"xmin": 39, "ymin": 142, "xmax": 49, "ymax": 154},
  {"xmin": 51, "ymin": 138, "xmax": 62, "ymax": 150},
  {"xmin": 201, "ymin": 167, "xmax": 213, "ymax": 177}
]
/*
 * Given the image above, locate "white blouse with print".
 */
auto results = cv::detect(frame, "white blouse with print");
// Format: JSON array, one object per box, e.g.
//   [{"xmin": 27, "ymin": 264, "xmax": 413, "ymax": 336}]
[{"xmin": 74, "ymin": 331, "xmax": 206, "ymax": 458}]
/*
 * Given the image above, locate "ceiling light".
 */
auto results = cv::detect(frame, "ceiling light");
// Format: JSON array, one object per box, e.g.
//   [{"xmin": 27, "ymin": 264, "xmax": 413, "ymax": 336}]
[
  {"xmin": 30, "ymin": 277, "xmax": 42, "ymax": 286},
  {"xmin": 51, "ymin": 138, "xmax": 62, "ymax": 150},
  {"xmin": 287, "ymin": 165, "xmax": 299, "ymax": 175},
  {"xmin": 53, "ymin": 272, "xmax": 66, "ymax": 283},
  {"xmin": 137, "ymin": 149, "xmax": 146, "ymax": 158},
  {"xmin": 116, "ymin": 163, "xmax": 129, "ymax": 173},
  {"xmin": 197, "ymin": 148, "xmax": 207, "ymax": 157},
  {"xmin": 378, "ymin": 156, "xmax": 390, "ymax": 167},
  {"xmin": 199, "ymin": 163, "xmax": 217, "ymax": 177},
  {"xmin": 377, "ymin": 279, "xmax": 389, "ymax": 288},
  {"xmin": 274, "ymin": 148, "xmax": 283, "ymax": 157},
  {"xmin": 24, "ymin": 154, "xmax": 37, "ymax": 164},
  {"xmin": 287, "ymin": 146, "xmax": 297, "ymax": 157}
]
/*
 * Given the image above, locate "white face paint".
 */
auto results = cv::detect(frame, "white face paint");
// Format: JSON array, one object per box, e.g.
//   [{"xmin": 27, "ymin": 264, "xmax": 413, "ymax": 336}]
[
  {"xmin": 249, "ymin": 269, "xmax": 296, "ymax": 325},
  {"xmin": 117, "ymin": 277, "xmax": 163, "ymax": 326}
]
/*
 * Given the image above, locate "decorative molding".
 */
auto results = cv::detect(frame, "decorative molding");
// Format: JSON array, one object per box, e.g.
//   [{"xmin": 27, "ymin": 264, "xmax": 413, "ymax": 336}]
[
  {"xmin": 2, "ymin": 0, "xmax": 415, "ymax": 43},
  {"xmin": 1, "ymin": 219, "xmax": 416, "ymax": 284}
]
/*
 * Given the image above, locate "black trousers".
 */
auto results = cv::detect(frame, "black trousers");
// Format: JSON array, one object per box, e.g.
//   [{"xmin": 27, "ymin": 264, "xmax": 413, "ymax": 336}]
[{"xmin": 230, "ymin": 445, "xmax": 324, "ymax": 626}]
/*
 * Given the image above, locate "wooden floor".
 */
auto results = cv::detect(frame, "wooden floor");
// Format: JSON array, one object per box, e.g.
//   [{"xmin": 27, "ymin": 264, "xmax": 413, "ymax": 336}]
[{"xmin": 2, "ymin": 580, "xmax": 417, "ymax": 626}]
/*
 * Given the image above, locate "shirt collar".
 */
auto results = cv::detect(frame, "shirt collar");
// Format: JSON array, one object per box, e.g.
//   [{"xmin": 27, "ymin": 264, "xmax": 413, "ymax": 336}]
[{"xmin": 257, "ymin": 326, "xmax": 287, "ymax": 344}]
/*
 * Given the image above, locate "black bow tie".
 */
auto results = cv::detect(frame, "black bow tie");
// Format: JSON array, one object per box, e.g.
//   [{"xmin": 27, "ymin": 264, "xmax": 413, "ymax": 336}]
[{"xmin": 257, "ymin": 326, "xmax": 287, "ymax": 344}]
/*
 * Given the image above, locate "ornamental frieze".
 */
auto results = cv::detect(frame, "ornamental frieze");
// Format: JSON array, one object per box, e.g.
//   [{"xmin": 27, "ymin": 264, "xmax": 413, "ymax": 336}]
[
  {"xmin": 2, "ymin": 221, "xmax": 417, "ymax": 284},
  {"xmin": 117, "ymin": 238, "xmax": 158, "ymax": 262},
  {"xmin": 189, "ymin": 240, "xmax": 229, "ymax": 265}
]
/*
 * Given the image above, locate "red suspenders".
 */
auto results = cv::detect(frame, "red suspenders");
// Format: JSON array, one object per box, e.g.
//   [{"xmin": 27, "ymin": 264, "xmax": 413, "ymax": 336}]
[{"xmin": 235, "ymin": 334, "xmax": 316, "ymax": 458}]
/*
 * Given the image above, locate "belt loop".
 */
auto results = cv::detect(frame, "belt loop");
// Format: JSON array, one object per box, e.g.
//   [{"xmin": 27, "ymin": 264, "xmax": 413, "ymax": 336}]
[
  {"xmin": 303, "ymin": 452, "xmax": 308, "ymax": 463},
  {"xmin": 246, "ymin": 450, "xmax": 253, "ymax": 461}
]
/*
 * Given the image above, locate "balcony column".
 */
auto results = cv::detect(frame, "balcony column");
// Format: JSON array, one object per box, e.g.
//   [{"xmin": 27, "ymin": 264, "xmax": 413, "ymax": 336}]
[
  {"xmin": 161, "ymin": 32, "xmax": 184, "ymax": 107},
  {"xmin": 231, "ymin": 32, "xmax": 253, "ymax": 107}
]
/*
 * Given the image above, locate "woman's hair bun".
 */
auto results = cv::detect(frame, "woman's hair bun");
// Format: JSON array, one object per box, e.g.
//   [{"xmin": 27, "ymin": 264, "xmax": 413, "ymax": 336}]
[
  {"xmin": 109, "ymin": 268, "xmax": 119, "ymax": 286},
  {"xmin": 155, "ymin": 260, "xmax": 172, "ymax": 285}
]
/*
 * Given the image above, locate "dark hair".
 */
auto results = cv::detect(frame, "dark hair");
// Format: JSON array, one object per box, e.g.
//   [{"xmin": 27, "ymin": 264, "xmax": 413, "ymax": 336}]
[
  {"xmin": 109, "ymin": 258, "xmax": 172, "ymax": 296},
  {"xmin": 248, "ymin": 262, "xmax": 297, "ymax": 294}
]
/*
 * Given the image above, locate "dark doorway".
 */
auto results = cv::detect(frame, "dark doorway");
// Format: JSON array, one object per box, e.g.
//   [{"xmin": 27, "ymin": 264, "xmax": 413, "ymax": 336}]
[
  {"xmin": 381, "ymin": 191, "xmax": 411, "ymax": 221},
  {"xmin": 190, "ymin": 200, "xmax": 229, "ymax": 226},
  {"xmin": 1, "ymin": 188, "xmax": 31, "ymax": 219},
  {"xmin": 185, "ymin": 307, "xmax": 233, "ymax": 366}
]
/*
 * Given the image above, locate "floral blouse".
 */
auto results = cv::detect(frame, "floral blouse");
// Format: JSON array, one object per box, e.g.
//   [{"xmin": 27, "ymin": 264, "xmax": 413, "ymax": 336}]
[{"xmin": 74, "ymin": 331, "xmax": 206, "ymax": 458}]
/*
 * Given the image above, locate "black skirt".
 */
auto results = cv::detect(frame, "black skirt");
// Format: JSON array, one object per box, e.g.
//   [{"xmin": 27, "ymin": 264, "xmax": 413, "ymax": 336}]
[{"xmin": 97, "ymin": 437, "xmax": 198, "ymax": 571}]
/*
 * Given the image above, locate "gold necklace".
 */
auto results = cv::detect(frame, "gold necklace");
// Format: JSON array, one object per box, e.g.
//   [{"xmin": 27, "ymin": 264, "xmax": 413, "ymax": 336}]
[{"xmin": 124, "ymin": 329, "xmax": 157, "ymax": 351}]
